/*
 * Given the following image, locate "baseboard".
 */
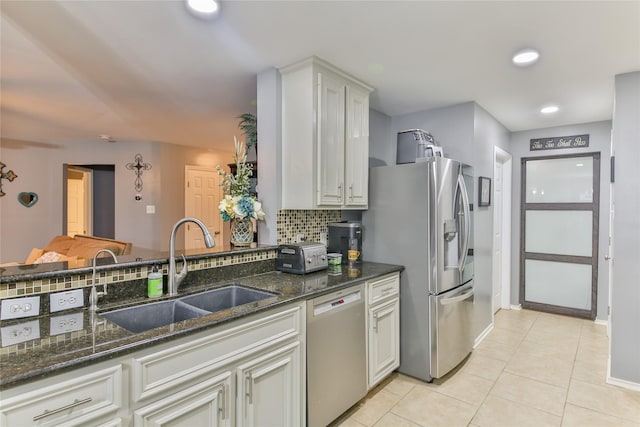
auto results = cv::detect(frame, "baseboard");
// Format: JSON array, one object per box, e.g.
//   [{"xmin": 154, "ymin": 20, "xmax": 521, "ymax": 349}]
[
  {"xmin": 607, "ymin": 375, "xmax": 640, "ymax": 392},
  {"xmin": 509, "ymin": 304, "xmax": 522, "ymax": 310},
  {"xmin": 594, "ymin": 318, "xmax": 608, "ymax": 326},
  {"xmin": 474, "ymin": 323, "xmax": 494, "ymax": 348}
]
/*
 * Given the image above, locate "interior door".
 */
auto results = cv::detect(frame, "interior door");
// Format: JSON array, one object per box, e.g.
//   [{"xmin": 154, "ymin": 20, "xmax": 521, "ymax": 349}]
[
  {"xmin": 520, "ymin": 153, "xmax": 600, "ymax": 319},
  {"xmin": 493, "ymin": 161, "xmax": 503, "ymax": 312},
  {"xmin": 66, "ymin": 166, "xmax": 93, "ymax": 237},
  {"xmin": 185, "ymin": 166, "xmax": 221, "ymax": 249}
]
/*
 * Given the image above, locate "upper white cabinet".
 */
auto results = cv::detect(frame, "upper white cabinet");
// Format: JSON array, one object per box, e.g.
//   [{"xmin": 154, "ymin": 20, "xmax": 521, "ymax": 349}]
[{"xmin": 281, "ymin": 56, "xmax": 373, "ymax": 209}]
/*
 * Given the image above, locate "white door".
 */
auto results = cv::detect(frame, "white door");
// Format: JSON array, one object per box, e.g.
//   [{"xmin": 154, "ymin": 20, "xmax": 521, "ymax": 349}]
[
  {"xmin": 67, "ymin": 166, "xmax": 93, "ymax": 237},
  {"xmin": 236, "ymin": 342, "xmax": 302, "ymax": 427},
  {"xmin": 317, "ymin": 72, "xmax": 345, "ymax": 206},
  {"xmin": 493, "ymin": 161, "xmax": 503, "ymax": 312},
  {"xmin": 368, "ymin": 298, "xmax": 400, "ymax": 388},
  {"xmin": 344, "ymin": 84, "xmax": 369, "ymax": 207},
  {"xmin": 493, "ymin": 148, "xmax": 512, "ymax": 313},
  {"xmin": 185, "ymin": 166, "xmax": 221, "ymax": 249},
  {"xmin": 607, "ymin": 132, "xmax": 614, "ymax": 337},
  {"xmin": 134, "ymin": 372, "xmax": 231, "ymax": 427}
]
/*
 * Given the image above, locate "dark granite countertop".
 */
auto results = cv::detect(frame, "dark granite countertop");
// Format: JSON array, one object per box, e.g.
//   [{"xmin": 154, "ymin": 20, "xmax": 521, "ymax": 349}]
[{"xmin": 0, "ymin": 262, "xmax": 402, "ymax": 389}]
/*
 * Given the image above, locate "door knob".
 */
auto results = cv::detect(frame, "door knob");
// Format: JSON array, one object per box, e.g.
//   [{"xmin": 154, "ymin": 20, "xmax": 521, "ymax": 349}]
[{"xmin": 604, "ymin": 255, "xmax": 611, "ymax": 261}]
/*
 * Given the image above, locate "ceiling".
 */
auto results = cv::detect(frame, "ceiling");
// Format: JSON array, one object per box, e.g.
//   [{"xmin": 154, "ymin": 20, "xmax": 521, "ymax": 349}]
[{"xmin": 1, "ymin": 1, "xmax": 639, "ymax": 152}]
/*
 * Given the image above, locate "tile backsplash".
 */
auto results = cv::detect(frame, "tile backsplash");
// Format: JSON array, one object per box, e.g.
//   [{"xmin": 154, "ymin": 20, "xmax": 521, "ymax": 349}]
[{"xmin": 276, "ymin": 209, "xmax": 342, "ymax": 244}]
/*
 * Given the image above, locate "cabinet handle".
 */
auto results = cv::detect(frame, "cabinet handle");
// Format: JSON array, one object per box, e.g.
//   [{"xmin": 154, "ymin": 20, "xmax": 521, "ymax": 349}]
[
  {"xmin": 381, "ymin": 287, "xmax": 393, "ymax": 295},
  {"xmin": 245, "ymin": 373, "xmax": 253, "ymax": 405},
  {"xmin": 349, "ymin": 184, "xmax": 354, "ymax": 201},
  {"xmin": 337, "ymin": 183, "xmax": 343, "ymax": 202},
  {"xmin": 373, "ymin": 314, "xmax": 379, "ymax": 332},
  {"xmin": 33, "ymin": 398, "xmax": 92, "ymax": 421}
]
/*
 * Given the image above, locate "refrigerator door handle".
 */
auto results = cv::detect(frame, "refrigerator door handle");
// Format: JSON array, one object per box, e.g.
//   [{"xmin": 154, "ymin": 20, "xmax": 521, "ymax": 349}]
[
  {"xmin": 440, "ymin": 289, "xmax": 474, "ymax": 305},
  {"xmin": 457, "ymin": 174, "xmax": 471, "ymax": 272}
]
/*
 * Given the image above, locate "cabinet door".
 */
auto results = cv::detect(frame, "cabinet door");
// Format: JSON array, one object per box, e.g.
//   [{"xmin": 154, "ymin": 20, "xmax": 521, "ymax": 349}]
[
  {"xmin": 368, "ymin": 298, "xmax": 400, "ymax": 388},
  {"xmin": 344, "ymin": 84, "xmax": 370, "ymax": 207},
  {"xmin": 133, "ymin": 371, "xmax": 231, "ymax": 427},
  {"xmin": 317, "ymin": 71, "xmax": 346, "ymax": 206},
  {"xmin": 236, "ymin": 341, "xmax": 302, "ymax": 427}
]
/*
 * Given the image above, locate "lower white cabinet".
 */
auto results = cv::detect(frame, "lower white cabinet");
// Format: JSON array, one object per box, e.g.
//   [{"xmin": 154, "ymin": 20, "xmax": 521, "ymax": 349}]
[
  {"xmin": 134, "ymin": 371, "xmax": 232, "ymax": 427},
  {"xmin": 0, "ymin": 365, "xmax": 124, "ymax": 426},
  {"xmin": 1, "ymin": 302, "xmax": 305, "ymax": 427},
  {"xmin": 236, "ymin": 341, "xmax": 302, "ymax": 427},
  {"xmin": 366, "ymin": 273, "xmax": 400, "ymax": 389}
]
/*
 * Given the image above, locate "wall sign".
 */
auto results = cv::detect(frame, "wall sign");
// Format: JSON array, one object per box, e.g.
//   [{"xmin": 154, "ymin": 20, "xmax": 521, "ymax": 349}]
[{"xmin": 530, "ymin": 134, "xmax": 589, "ymax": 151}]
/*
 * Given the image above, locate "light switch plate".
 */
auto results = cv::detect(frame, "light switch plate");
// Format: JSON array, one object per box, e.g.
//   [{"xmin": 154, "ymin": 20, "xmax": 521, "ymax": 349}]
[
  {"xmin": 50, "ymin": 289, "xmax": 84, "ymax": 313},
  {"xmin": 0, "ymin": 296, "xmax": 40, "ymax": 320},
  {"xmin": 1, "ymin": 320, "xmax": 40, "ymax": 347},
  {"xmin": 50, "ymin": 312, "xmax": 84, "ymax": 336}
]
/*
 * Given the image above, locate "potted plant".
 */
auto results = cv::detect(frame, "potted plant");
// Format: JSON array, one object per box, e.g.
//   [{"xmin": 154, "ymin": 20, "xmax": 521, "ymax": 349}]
[
  {"xmin": 237, "ymin": 113, "xmax": 257, "ymax": 151},
  {"xmin": 216, "ymin": 137, "xmax": 265, "ymax": 246}
]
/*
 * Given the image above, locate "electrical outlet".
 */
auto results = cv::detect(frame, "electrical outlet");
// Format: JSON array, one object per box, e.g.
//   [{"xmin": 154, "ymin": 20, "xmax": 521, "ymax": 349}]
[
  {"xmin": 50, "ymin": 289, "xmax": 84, "ymax": 313},
  {"xmin": 50, "ymin": 312, "xmax": 84, "ymax": 336},
  {"xmin": 1, "ymin": 320, "xmax": 40, "ymax": 347},
  {"xmin": 0, "ymin": 296, "xmax": 40, "ymax": 320}
]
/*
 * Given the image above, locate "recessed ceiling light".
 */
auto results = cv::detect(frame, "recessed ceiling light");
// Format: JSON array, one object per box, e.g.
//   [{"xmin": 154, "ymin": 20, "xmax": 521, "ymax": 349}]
[
  {"xmin": 512, "ymin": 48, "xmax": 540, "ymax": 66},
  {"xmin": 540, "ymin": 105, "xmax": 559, "ymax": 114},
  {"xmin": 186, "ymin": 0, "xmax": 221, "ymax": 18}
]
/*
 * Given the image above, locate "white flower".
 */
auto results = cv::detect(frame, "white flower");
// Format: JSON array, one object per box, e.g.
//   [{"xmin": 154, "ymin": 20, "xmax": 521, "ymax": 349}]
[{"xmin": 252, "ymin": 200, "xmax": 265, "ymax": 220}]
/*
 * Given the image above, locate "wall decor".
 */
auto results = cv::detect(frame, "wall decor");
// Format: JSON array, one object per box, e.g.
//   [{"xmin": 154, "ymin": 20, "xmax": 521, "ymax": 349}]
[
  {"xmin": 0, "ymin": 161, "xmax": 18, "ymax": 197},
  {"xmin": 530, "ymin": 134, "xmax": 589, "ymax": 151},
  {"xmin": 479, "ymin": 176, "xmax": 491, "ymax": 207},
  {"xmin": 18, "ymin": 192, "xmax": 38, "ymax": 207},
  {"xmin": 125, "ymin": 153, "xmax": 152, "ymax": 192}
]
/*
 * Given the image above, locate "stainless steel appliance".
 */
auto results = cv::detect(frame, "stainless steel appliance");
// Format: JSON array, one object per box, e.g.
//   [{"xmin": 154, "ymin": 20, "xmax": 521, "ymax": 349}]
[
  {"xmin": 397, "ymin": 129, "xmax": 443, "ymax": 163},
  {"xmin": 307, "ymin": 284, "xmax": 366, "ymax": 427},
  {"xmin": 327, "ymin": 221, "xmax": 363, "ymax": 264},
  {"xmin": 362, "ymin": 157, "xmax": 474, "ymax": 381},
  {"xmin": 275, "ymin": 242, "xmax": 328, "ymax": 274}
]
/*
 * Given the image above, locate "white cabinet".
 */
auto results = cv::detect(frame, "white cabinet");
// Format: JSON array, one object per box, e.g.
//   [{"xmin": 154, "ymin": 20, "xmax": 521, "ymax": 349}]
[
  {"xmin": 366, "ymin": 273, "xmax": 400, "ymax": 389},
  {"xmin": 134, "ymin": 372, "xmax": 232, "ymax": 427},
  {"xmin": 1, "ymin": 302, "xmax": 305, "ymax": 427},
  {"xmin": 236, "ymin": 341, "xmax": 302, "ymax": 427},
  {"xmin": 131, "ymin": 302, "xmax": 305, "ymax": 427},
  {"xmin": 0, "ymin": 365, "xmax": 124, "ymax": 426},
  {"xmin": 281, "ymin": 56, "xmax": 373, "ymax": 209}
]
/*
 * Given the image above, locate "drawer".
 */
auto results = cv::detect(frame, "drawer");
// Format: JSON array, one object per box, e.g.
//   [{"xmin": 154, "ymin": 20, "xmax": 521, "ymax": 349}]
[
  {"xmin": 132, "ymin": 303, "xmax": 303, "ymax": 402},
  {"xmin": 368, "ymin": 273, "xmax": 400, "ymax": 305},
  {"xmin": 0, "ymin": 365, "xmax": 122, "ymax": 426}
]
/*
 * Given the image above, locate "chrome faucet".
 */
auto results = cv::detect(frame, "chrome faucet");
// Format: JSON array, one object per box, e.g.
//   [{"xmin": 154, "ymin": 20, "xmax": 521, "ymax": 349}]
[
  {"xmin": 89, "ymin": 249, "xmax": 119, "ymax": 312},
  {"xmin": 169, "ymin": 217, "xmax": 215, "ymax": 296}
]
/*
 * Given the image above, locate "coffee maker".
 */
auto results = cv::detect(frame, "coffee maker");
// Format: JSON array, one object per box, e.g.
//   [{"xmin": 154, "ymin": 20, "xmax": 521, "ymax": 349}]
[{"xmin": 327, "ymin": 221, "xmax": 363, "ymax": 264}]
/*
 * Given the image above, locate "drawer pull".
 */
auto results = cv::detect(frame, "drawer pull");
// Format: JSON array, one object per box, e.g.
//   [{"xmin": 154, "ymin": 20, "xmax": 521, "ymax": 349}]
[
  {"xmin": 380, "ymin": 287, "xmax": 394, "ymax": 295},
  {"xmin": 33, "ymin": 397, "xmax": 92, "ymax": 421}
]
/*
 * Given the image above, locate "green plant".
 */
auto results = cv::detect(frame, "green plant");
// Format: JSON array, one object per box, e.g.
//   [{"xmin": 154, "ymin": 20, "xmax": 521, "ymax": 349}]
[{"xmin": 237, "ymin": 113, "xmax": 257, "ymax": 149}]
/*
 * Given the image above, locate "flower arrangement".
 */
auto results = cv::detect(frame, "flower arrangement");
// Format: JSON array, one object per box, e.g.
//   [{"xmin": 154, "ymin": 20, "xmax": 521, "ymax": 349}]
[{"xmin": 216, "ymin": 137, "xmax": 265, "ymax": 222}]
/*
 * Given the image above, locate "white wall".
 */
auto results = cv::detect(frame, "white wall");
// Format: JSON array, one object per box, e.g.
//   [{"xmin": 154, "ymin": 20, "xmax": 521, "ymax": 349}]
[
  {"xmin": 256, "ymin": 68, "xmax": 282, "ymax": 245},
  {"xmin": 473, "ymin": 104, "xmax": 512, "ymax": 335},
  {"xmin": 0, "ymin": 138, "xmax": 231, "ymax": 262},
  {"xmin": 509, "ymin": 121, "xmax": 612, "ymax": 320},
  {"xmin": 610, "ymin": 71, "xmax": 640, "ymax": 385}
]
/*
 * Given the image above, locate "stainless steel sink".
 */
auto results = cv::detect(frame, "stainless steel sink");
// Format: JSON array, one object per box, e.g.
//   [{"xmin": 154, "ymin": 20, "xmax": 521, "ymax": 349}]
[
  {"xmin": 100, "ymin": 300, "xmax": 210, "ymax": 333},
  {"xmin": 179, "ymin": 285, "xmax": 277, "ymax": 313},
  {"xmin": 100, "ymin": 285, "xmax": 277, "ymax": 333}
]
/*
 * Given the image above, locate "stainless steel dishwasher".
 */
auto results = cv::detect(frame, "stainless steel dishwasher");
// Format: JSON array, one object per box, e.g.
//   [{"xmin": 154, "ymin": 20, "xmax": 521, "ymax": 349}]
[{"xmin": 307, "ymin": 284, "xmax": 367, "ymax": 427}]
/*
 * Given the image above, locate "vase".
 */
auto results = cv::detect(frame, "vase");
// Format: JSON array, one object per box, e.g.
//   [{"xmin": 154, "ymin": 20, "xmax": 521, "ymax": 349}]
[{"xmin": 231, "ymin": 219, "xmax": 253, "ymax": 247}]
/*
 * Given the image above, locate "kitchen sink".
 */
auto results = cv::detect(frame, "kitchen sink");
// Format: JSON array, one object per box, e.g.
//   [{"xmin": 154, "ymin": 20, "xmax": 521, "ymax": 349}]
[
  {"xmin": 100, "ymin": 285, "xmax": 278, "ymax": 333},
  {"xmin": 100, "ymin": 300, "xmax": 210, "ymax": 333},
  {"xmin": 179, "ymin": 285, "xmax": 277, "ymax": 313}
]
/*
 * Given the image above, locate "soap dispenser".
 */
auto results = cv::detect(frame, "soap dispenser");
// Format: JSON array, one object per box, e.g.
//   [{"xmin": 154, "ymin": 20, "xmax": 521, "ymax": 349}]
[{"xmin": 147, "ymin": 265, "xmax": 163, "ymax": 298}]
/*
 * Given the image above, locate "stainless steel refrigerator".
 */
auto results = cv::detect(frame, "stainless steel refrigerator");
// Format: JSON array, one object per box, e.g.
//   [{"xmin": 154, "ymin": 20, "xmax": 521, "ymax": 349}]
[{"xmin": 362, "ymin": 157, "xmax": 474, "ymax": 381}]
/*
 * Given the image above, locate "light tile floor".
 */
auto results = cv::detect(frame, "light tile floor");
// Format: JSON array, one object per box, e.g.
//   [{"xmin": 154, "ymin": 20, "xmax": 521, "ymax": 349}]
[{"xmin": 336, "ymin": 308, "xmax": 640, "ymax": 427}]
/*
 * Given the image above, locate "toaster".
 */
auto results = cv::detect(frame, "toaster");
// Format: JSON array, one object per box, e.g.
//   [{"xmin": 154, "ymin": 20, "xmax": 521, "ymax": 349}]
[{"xmin": 276, "ymin": 242, "xmax": 328, "ymax": 274}]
